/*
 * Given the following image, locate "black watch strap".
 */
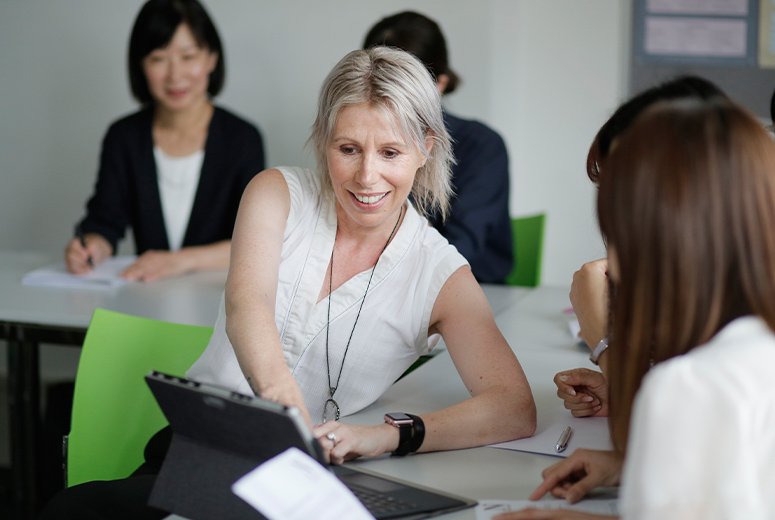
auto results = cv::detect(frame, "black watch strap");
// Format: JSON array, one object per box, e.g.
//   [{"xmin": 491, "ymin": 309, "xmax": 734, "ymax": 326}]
[{"xmin": 391, "ymin": 413, "xmax": 425, "ymax": 456}]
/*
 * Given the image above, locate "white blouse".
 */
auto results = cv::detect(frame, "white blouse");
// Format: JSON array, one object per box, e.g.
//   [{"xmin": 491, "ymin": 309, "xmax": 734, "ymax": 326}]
[
  {"xmin": 154, "ymin": 146, "xmax": 204, "ymax": 251},
  {"xmin": 188, "ymin": 166, "xmax": 468, "ymax": 422},
  {"xmin": 620, "ymin": 316, "xmax": 775, "ymax": 520}
]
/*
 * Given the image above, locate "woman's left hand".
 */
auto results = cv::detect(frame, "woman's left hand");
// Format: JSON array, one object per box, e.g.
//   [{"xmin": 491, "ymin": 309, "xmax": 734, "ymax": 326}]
[
  {"xmin": 554, "ymin": 369, "xmax": 608, "ymax": 418},
  {"xmin": 121, "ymin": 250, "xmax": 192, "ymax": 282},
  {"xmin": 494, "ymin": 509, "xmax": 616, "ymax": 520},
  {"xmin": 312, "ymin": 422, "xmax": 398, "ymax": 465}
]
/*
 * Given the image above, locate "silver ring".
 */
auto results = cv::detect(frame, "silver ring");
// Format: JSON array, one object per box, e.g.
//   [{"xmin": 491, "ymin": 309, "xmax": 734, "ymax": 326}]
[{"xmin": 326, "ymin": 432, "xmax": 337, "ymax": 444}]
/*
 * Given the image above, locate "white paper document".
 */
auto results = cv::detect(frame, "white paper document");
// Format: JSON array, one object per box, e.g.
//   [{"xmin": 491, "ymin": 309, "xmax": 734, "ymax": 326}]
[
  {"xmin": 476, "ymin": 498, "xmax": 618, "ymax": 519},
  {"xmin": 22, "ymin": 256, "xmax": 136, "ymax": 289},
  {"xmin": 232, "ymin": 447, "xmax": 375, "ymax": 520},
  {"xmin": 490, "ymin": 408, "xmax": 611, "ymax": 458}
]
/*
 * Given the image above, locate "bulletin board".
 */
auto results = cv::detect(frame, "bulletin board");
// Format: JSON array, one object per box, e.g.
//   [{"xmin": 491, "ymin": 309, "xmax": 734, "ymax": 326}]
[{"xmin": 630, "ymin": 0, "xmax": 775, "ymax": 119}]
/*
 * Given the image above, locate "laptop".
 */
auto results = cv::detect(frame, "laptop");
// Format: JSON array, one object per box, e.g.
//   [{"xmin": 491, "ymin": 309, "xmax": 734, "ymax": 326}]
[{"xmin": 145, "ymin": 371, "xmax": 476, "ymax": 520}]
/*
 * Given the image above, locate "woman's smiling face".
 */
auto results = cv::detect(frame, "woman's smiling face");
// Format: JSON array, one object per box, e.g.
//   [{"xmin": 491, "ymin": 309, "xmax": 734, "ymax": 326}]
[
  {"xmin": 326, "ymin": 102, "xmax": 429, "ymax": 232},
  {"xmin": 142, "ymin": 23, "xmax": 216, "ymax": 112}
]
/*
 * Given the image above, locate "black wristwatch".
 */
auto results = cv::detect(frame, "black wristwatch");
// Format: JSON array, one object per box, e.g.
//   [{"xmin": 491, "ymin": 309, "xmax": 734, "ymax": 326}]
[{"xmin": 384, "ymin": 412, "xmax": 425, "ymax": 456}]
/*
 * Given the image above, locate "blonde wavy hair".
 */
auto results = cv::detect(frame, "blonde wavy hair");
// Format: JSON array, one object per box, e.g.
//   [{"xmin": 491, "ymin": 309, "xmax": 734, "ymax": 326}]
[{"xmin": 309, "ymin": 46, "xmax": 454, "ymax": 220}]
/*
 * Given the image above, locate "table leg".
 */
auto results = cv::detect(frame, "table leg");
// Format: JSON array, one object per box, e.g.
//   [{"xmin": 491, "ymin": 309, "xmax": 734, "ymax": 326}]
[{"xmin": 7, "ymin": 334, "xmax": 40, "ymax": 520}]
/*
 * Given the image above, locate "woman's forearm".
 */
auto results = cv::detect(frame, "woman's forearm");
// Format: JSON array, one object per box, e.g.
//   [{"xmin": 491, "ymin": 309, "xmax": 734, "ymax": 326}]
[{"xmin": 416, "ymin": 384, "xmax": 536, "ymax": 453}]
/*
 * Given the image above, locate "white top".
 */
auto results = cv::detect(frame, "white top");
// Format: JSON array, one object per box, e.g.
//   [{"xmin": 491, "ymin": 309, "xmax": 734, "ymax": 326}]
[
  {"xmin": 188, "ymin": 166, "xmax": 468, "ymax": 422},
  {"xmin": 154, "ymin": 146, "xmax": 204, "ymax": 251},
  {"xmin": 620, "ymin": 316, "xmax": 775, "ymax": 520}
]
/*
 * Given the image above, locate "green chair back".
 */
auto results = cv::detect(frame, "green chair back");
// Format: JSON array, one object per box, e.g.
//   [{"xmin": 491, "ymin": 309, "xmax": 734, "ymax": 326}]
[
  {"xmin": 505, "ymin": 213, "xmax": 546, "ymax": 287},
  {"xmin": 66, "ymin": 308, "xmax": 212, "ymax": 487}
]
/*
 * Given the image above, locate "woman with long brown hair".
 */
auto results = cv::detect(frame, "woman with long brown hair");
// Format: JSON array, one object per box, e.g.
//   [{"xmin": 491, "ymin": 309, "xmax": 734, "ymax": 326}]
[
  {"xmin": 557, "ymin": 76, "xmax": 727, "ymax": 418},
  {"xmin": 499, "ymin": 98, "xmax": 775, "ymax": 519}
]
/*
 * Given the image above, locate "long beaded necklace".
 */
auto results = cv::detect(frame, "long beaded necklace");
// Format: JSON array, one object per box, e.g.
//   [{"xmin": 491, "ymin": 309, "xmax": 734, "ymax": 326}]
[{"xmin": 322, "ymin": 206, "xmax": 403, "ymax": 423}]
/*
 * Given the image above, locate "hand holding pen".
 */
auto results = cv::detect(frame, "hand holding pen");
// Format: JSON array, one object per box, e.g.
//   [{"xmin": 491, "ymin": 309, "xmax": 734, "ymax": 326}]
[
  {"xmin": 64, "ymin": 229, "xmax": 111, "ymax": 274},
  {"xmin": 77, "ymin": 230, "xmax": 94, "ymax": 268}
]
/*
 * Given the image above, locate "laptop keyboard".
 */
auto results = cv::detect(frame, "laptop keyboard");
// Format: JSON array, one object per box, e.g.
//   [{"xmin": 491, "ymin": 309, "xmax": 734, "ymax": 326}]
[{"xmin": 348, "ymin": 483, "xmax": 419, "ymax": 518}]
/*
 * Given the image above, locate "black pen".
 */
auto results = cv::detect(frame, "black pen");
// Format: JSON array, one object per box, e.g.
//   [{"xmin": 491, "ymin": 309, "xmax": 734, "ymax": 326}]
[
  {"xmin": 77, "ymin": 228, "xmax": 94, "ymax": 268},
  {"xmin": 555, "ymin": 426, "xmax": 573, "ymax": 453}
]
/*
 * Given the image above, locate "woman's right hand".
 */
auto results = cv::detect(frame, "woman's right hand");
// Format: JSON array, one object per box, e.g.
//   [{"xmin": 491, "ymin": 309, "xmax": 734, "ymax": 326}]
[
  {"xmin": 64, "ymin": 233, "xmax": 112, "ymax": 274},
  {"xmin": 529, "ymin": 449, "xmax": 622, "ymax": 504},
  {"xmin": 554, "ymin": 368, "xmax": 608, "ymax": 417},
  {"xmin": 253, "ymin": 371, "xmax": 314, "ymax": 427}
]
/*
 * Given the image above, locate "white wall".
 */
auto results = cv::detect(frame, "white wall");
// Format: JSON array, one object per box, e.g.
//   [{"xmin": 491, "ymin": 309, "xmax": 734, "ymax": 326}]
[{"xmin": 0, "ymin": 0, "xmax": 629, "ymax": 285}]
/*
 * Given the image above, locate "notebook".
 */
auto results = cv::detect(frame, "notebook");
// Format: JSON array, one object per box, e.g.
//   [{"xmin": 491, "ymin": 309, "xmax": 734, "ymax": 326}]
[
  {"xmin": 145, "ymin": 371, "xmax": 476, "ymax": 519},
  {"xmin": 21, "ymin": 256, "xmax": 135, "ymax": 289}
]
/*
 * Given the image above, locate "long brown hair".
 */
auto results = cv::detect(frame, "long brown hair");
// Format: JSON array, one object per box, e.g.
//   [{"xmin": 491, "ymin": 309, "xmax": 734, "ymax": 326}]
[{"xmin": 598, "ymin": 98, "xmax": 775, "ymax": 454}]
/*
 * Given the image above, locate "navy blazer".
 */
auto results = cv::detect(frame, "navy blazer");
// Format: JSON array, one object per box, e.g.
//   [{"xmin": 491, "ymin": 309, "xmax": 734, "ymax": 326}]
[
  {"xmin": 428, "ymin": 112, "xmax": 513, "ymax": 284},
  {"xmin": 76, "ymin": 106, "xmax": 265, "ymax": 254}
]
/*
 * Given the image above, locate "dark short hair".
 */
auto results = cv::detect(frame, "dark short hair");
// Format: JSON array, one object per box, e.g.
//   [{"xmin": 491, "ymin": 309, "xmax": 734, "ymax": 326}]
[
  {"xmin": 586, "ymin": 75, "xmax": 726, "ymax": 183},
  {"xmin": 128, "ymin": 0, "xmax": 224, "ymax": 104},
  {"xmin": 771, "ymin": 86, "xmax": 775, "ymax": 126},
  {"xmin": 363, "ymin": 11, "xmax": 460, "ymax": 95}
]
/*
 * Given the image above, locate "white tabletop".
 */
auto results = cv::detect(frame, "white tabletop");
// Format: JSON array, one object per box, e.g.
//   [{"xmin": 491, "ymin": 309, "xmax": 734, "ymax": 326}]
[
  {"xmin": 0, "ymin": 251, "xmax": 600, "ymax": 518},
  {"xmin": 0, "ymin": 251, "xmax": 226, "ymax": 329},
  {"xmin": 0, "ymin": 251, "xmax": 525, "ymax": 331},
  {"xmin": 479, "ymin": 283, "xmax": 532, "ymax": 317}
]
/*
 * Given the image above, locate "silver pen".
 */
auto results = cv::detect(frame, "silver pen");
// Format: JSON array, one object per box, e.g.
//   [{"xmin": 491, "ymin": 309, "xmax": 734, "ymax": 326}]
[{"xmin": 555, "ymin": 426, "xmax": 573, "ymax": 453}]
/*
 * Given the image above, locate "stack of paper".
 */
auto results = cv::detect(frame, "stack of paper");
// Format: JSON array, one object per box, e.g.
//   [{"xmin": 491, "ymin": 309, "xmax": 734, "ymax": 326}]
[
  {"xmin": 22, "ymin": 256, "xmax": 136, "ymax": 289},
  {"xmin": 232, "ymin": 448, "xmax": 374, "ymax": 520}
]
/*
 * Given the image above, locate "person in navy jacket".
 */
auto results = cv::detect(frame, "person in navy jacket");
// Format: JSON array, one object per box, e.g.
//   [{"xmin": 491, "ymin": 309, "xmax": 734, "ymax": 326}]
[{"xmin": 364, "ymin": 11, "xmax": 513, "ymax": 284}]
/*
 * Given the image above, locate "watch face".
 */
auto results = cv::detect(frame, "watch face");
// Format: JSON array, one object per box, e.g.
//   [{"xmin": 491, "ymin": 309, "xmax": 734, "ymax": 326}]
[{"xmin": 385, "ymin": 412, "xmax": 413, "ymax": 426}]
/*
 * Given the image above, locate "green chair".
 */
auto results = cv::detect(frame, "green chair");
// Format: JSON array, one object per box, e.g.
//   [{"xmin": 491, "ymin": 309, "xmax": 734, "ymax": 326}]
[
  {"xmin": 66, "ymin": 308, "xmax": 212, "ymax": 487},
  {"xmin": 505, "ymin": 213, "xmax": 546, "ymax": 287}
]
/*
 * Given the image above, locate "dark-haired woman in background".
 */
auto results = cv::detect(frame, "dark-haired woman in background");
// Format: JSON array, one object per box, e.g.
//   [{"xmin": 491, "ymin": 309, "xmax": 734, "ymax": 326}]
[
  {"xmin": 42, "ymin": 0, "xmax": 264, "ymax": 506},
  {"xmin": 498, "ymin": 97, "xmax": 775, "ymax": 520},
  {"xmin": 363, "ymin": 11, "xmax": 513, "ymax": 284},
  {"xmin": 64, "ymin": 0, "xmax": 264, "ymax": 281},
  {"xmin": 556, "ymin": 76, "xmax": 727, "ymax": 417}
]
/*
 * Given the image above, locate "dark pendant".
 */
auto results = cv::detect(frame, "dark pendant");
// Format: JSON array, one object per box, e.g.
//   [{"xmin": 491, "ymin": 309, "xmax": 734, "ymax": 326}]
[{"xmin": 322, "ymin": 398, "xmax": 340, "ymax": 423}]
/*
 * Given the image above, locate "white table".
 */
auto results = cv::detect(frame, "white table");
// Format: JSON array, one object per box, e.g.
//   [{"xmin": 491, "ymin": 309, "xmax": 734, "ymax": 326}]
[
  {"xmin": 0, "ymin": 251, "xmax": 226, "ymax": 329},
  {"xmin": 338, "ymin": 286, "xmax": 599, "ymax": 519},
  {"xmin": 478, "ymin": 283, "xmax": 532, "ymax": 317},
  {"xmin": 2, "ymin": 250, "xmax": 585, "ymax": 519},
  {"xmin": 0, "ymin": 251, "xmax": 227, "ymax": 519}
]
